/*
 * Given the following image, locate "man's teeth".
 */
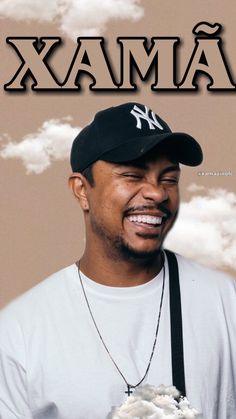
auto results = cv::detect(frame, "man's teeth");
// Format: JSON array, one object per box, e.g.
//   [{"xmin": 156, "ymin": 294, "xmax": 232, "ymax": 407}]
[{"xmin": 127, "ymin": 215, "xmax": 163, "ymax": 225}]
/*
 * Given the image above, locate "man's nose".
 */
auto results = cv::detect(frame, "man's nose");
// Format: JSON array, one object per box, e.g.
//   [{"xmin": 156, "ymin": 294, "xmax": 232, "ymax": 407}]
[{"xmin": 141, "ymin": 181, "xmax": 168, "ymax": 202}]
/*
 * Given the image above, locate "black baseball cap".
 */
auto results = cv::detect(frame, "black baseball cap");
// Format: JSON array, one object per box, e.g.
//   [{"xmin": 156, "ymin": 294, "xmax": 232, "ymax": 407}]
[{"xmin": 70, "ymin": 102, "xmax": 203, "ymax": 172}]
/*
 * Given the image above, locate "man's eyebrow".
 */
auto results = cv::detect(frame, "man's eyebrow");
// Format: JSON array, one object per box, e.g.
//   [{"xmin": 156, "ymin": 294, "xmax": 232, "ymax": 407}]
[
  {"xmin": 118, "ymin": 161, "xmax": 148, "ymax": 169},
  {"xmin": 161, "ymin": 165, "xmax": 180, "ymax": 175},
  {"xmin": 117, "ymin": 162, "xmax": 181, "ymax": 172}
]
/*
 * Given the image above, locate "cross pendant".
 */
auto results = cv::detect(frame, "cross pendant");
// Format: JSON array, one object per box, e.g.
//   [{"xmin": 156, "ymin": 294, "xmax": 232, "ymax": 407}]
[{"xmin": 125, "ymin": 384, "xmax": 133, "ymax": 396}]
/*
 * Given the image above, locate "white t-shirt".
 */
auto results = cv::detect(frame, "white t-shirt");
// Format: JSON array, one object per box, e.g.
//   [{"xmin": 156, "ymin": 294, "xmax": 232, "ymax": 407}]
[{"xmin": 0, "ymin": 253, "xmax": 235, "ymax": 419}]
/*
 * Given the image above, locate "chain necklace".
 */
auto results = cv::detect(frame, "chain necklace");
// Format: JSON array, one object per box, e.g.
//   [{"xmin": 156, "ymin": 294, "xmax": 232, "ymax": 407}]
[{"xmin": 77, "ymin": 253, "xmax": 165, "ymax": 397}]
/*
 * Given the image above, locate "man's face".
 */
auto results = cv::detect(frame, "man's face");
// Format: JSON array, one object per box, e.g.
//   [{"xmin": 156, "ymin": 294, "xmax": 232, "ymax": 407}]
[{"xmin": 83, "ymin": 154, "xmax": 180, "ymax": 261}]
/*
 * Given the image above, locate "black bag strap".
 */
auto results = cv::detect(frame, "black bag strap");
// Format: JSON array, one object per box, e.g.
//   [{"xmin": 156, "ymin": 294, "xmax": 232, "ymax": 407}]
[{"xmin": 164, "ymin": 249, "xmax": 186, "ymax": 397}]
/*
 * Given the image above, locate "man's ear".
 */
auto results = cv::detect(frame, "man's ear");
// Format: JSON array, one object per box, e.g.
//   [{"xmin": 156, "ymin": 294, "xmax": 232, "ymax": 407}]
[{"xmin": 68, "ymin": 173, "xmax": 90, "ymax": 211}]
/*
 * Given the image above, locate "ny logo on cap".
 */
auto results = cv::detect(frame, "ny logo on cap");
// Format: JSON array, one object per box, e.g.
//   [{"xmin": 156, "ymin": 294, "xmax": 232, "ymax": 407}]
[{"xmin": 130, "ymin": 105, "xmax": 164, "ymax": 130}]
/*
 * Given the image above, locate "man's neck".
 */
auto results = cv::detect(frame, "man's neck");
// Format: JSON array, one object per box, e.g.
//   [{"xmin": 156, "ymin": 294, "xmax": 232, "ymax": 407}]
[{"xmin": 79, "ymin": 249, "xmax": 163, "ymax": 287}]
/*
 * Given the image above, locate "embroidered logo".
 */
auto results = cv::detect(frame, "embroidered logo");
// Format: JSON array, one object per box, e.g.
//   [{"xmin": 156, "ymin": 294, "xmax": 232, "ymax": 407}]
[{"xmin": 130, "ymin": 105, "xmax": 164, "ymax": 130}]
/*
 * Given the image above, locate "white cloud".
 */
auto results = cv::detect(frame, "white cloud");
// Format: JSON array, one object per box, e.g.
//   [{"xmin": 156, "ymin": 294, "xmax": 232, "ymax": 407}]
[
  {"xmin": 0, "ymin": 118, "xmax": 80, "ymax": 174},
  {"xmin": 108, "ymin": 384, "xmax": 198, "ymax": 418},
  {"xmin": 0, "ymin": 0, "xmax": 144, "ymax": 39},
  {"xmin": 187, "ymin": 183, "xmax": 206, "ymax": 193},
  {"xmin": 0, "ymin": 0, "xmax": 58, "ymax": 22},
  {"xmin": 165, "ymin": 188, "xmax": 236, "ymax": 272}
]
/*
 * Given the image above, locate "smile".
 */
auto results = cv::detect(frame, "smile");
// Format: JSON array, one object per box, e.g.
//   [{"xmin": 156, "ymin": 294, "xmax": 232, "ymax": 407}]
[{"xmin": 126, "ymin": 214, "xmax": 164, "ymax": 226}]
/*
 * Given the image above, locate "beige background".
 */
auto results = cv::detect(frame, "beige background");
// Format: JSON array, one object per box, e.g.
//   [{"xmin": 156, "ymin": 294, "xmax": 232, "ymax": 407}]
[{"xmin": 0, "ymin": 0, "xmax": 235, "ymax": 308}]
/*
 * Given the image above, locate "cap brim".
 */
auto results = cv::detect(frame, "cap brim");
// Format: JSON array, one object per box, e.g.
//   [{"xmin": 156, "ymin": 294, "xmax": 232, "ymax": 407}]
[{"xmin": 100, "ymin": 132, "xmax": 203, "ymax": 167}]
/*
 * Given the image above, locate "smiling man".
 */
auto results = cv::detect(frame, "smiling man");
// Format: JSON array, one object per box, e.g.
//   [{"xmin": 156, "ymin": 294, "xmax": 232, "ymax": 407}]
[{"xmin": 0, "ymin": 103, "xmax": 236, "ymax": 419}]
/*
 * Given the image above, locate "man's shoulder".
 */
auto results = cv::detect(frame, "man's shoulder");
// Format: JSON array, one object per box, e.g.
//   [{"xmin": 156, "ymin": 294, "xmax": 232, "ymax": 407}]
[
  {"xmin": 0, "ymin": 263, "xmax": 77, "ymax": 323},
  {"xmin": 171, "ymin": 250, "xmax": 236, "ymax": 292},
  {"xmin": 0, "ymin": 264, "xmax": 78, "ymax": 361}
]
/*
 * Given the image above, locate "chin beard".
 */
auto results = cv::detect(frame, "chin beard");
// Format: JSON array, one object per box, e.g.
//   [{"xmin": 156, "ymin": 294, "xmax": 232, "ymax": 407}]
[
  {"xmin": 90, "ymin": 217, "xmax": 164, "ymax": 262},
  {"xmin": 118, "ymin": 239, "xmax": 162, "ymax": 261}
]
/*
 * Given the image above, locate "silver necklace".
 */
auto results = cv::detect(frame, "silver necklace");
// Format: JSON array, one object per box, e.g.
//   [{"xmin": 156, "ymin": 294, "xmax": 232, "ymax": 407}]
[{"xmin": 77, "ymin": 254, "xmax": 165, "ymax": 397}]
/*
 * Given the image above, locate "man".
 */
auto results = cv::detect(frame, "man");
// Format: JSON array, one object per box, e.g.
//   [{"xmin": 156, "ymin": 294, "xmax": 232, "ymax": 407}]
[{"xmin": 0, "ymin": 102, "xmax": 235, "ymax": 419}]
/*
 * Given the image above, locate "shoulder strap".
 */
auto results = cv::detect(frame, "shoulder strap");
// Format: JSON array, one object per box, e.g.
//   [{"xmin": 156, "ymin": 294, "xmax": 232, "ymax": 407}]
[{"xmin": 164, "ymin": 249, "xmax": 186, "ymax": 397}]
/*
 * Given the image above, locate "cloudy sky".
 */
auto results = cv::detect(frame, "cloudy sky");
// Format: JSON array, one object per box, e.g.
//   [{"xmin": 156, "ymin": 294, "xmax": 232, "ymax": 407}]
[
  {"xmin": 0, "ymin": 0, "xmax": 144, "ymax": 38},
  {"xmin": 0, "ymin": 0, "xmax": 235, "ymax": 307},
  {"xmin": 165, "ymin": 186, "xmax": 236, "ymax": 271},
  {"xmin": 0, "ymin": 118, "xmax": 80, "ymax": 174}
]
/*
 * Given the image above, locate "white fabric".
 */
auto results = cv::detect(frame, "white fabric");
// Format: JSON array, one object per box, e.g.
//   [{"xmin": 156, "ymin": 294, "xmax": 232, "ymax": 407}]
[{"xmin": 0, "ymin": 253, "xmax": 235, "ymax": 419}]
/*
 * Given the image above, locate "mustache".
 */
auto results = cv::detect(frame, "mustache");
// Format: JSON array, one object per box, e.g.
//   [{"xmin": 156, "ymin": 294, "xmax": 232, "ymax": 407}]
[{"xmin": 124, "ymin": 203, "xmax": 173, "ymax": 219}]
